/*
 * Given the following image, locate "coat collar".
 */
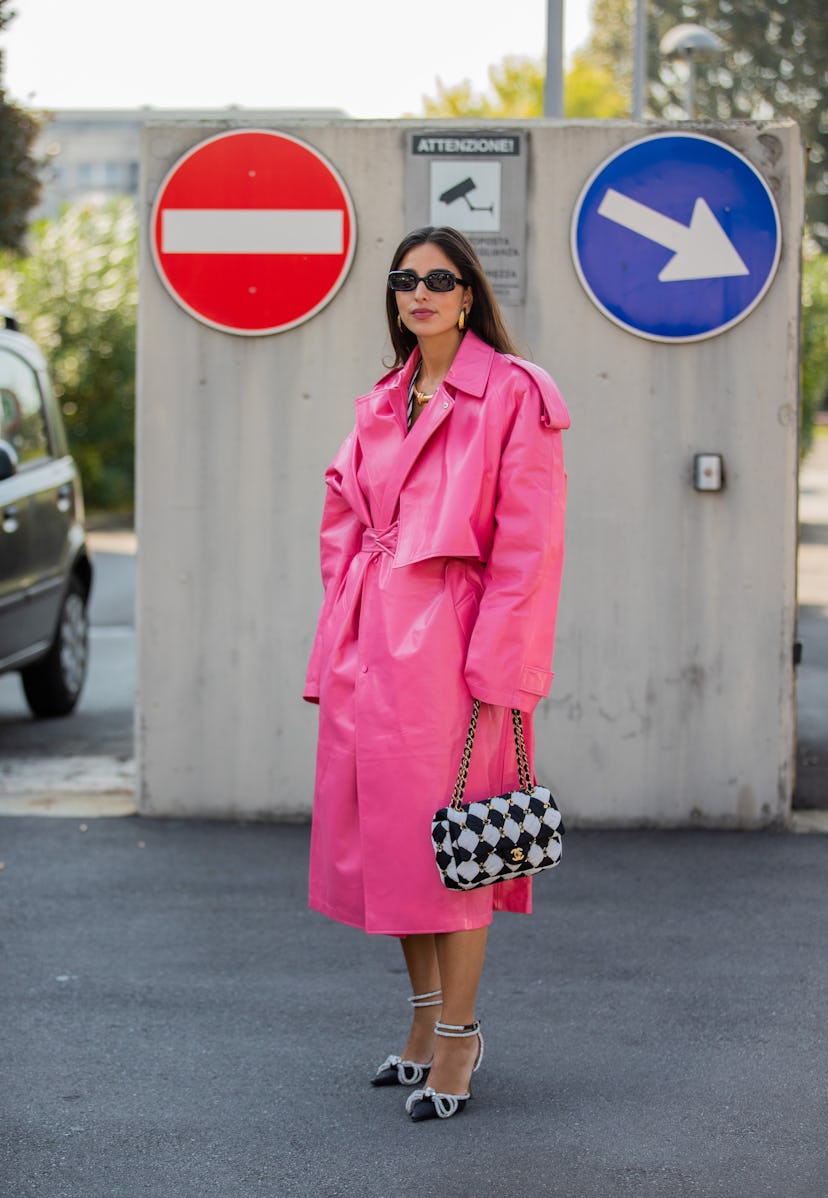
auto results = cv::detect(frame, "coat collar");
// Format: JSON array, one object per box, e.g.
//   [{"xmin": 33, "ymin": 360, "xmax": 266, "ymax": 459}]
[
  {"xmin": 443, "ymin": 329, "xmax": 495, "ymax": 398},
  {"xmin": 368, "ymin": 328, "xmax": 496, "ymax": 406}
]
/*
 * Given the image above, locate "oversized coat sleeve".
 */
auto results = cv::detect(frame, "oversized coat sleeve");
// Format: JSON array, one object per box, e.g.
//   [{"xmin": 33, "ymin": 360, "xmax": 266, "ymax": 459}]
[
  {"xmin": 303, "ymin": 432, "xmax": 365, "ymax": 703},
  {"xmin": 463, "ymin": 374, "xmax": 568, "ymax": 713}
]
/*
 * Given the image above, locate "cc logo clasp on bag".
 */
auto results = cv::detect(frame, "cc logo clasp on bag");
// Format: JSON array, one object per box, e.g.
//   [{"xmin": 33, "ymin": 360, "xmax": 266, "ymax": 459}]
[{"xmin": 510, "ymin": 847, "xmax": 525, "ymax": 863}]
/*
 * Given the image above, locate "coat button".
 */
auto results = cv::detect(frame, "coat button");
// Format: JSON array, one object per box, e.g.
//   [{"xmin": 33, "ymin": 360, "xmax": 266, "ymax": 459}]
[
  {"xmin": 361, "ymin": 665, "xmax": 368, "ymax": 673},
  {"xmin": 443, "ymin": 401, "xmax": 449, "ymax": 408}
]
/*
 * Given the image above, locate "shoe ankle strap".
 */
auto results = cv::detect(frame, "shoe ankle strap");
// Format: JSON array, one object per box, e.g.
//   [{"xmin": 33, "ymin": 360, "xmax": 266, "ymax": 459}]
[
  {"xmin": 408, "ymin": 989, "xmax": 443, "ymax": 1008},
  {"xmin": 434, "ymin": 1020, "xmax": 480, "ymax": 1037}
]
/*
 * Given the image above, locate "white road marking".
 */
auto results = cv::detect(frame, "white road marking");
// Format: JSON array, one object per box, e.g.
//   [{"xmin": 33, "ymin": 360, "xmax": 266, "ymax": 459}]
[{"xmin": 0, "ymin": 755, "xmax": 136, "ymax": 816}]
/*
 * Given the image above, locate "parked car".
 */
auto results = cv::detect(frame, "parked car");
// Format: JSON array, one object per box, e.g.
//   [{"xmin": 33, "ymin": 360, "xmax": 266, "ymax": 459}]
[{"xmin": 0, "ymin": 314, "xmax": 92, "ymax": 716}]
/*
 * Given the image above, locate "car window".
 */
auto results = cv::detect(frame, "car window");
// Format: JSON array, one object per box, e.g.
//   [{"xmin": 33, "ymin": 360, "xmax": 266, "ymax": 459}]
[{"xmin": 0, "ymin": 346, "xmax": 50, "ymax": 465}]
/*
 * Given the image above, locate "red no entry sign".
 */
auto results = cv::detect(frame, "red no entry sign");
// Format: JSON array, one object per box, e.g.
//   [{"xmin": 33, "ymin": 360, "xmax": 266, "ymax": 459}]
[{"xmin": 150, "ymin": 129, "xmax": 357, "ymax": 336}]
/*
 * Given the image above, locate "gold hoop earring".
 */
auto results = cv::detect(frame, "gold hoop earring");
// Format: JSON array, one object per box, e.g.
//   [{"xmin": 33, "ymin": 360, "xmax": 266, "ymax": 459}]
[
  {"xmin": 397, "ymin": 314, "xmax": 403, "ymax": 332},
  {"xmin": 458, "ymin": 309, "xmax": 466, "ymax": 331}
]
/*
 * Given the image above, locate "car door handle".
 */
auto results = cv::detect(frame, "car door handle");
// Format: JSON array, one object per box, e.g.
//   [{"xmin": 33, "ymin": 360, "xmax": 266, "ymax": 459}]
[
  {"xmin": 2, "ymin": 504, "xmax": 19, "ymax": 534},
  {"xmin": 56, "ymin": 484, "xmax": 73, "ymax": 513}
]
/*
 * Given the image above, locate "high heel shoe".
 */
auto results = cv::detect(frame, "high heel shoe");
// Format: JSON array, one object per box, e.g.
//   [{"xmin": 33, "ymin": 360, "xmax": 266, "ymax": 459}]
[
  {"xmin": 405, "ymin": 1020, "xmax": 484, "ymax": 1120},
  {"xmin": 370, "ymin": 989, "xmax": 442, "ymax": 1087}
]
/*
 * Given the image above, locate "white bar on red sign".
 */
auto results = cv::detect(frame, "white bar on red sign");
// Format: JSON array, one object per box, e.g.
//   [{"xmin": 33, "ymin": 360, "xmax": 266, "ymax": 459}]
[{"xmin": 161, "ymin": 209, "xmax": 344, "ymax": 255}]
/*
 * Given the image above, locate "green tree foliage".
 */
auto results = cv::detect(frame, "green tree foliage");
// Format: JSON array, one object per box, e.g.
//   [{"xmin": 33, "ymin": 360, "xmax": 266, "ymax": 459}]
[
  {"xmin": 589, "ymin": 0, "xmax": 828, "ymax": 245},
  {"xmin": 588, "ymin": 0, "xmax": 636, "ymax": 99},
  {"xmin": 0, "ymin": 199, "xmax": 138, "ymax": 510},
  {"xmin": 566, "ymin": 52, "xmax": 628, "ymax": 118},
  {"xmin": 801, "ymin": 241, "xmax": 828, "ymax": 456},
  {"xmin": 419, "ymin": 52, "xmax": 626, "ymax": 118},
  {"xmin": 421, "ymin": 55, "xmax": 543, "ymax": 118},
  {"xmin": 0, "ymin": 92, "xmax": 41, "ymax": 251},
  {"xmin": 0, "ymin": 1, "xmax": 41, "ymax": 250}
]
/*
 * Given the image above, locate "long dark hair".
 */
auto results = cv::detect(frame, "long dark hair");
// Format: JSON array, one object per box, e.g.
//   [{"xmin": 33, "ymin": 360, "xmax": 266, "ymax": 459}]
[{"xmin": 385, "ymin": 226, "xmax": 520, "ymax": 366}]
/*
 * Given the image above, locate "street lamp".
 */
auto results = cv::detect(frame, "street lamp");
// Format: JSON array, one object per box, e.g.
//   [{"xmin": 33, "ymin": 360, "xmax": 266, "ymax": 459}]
[{"xmin": 659, "ymin": 23, "xmax": 726, "ymax": 119}]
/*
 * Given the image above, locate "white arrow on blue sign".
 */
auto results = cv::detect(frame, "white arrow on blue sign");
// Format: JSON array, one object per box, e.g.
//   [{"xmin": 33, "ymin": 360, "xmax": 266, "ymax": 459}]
[{"xmin": 571, "ymin": 132, "xmax": 782, "ymax": 343}]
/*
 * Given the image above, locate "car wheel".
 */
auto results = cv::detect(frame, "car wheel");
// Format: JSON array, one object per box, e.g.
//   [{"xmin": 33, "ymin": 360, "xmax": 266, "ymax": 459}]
[{"xmin": 21, "ymin": 577, "xmax": 90, "ymax": 717}]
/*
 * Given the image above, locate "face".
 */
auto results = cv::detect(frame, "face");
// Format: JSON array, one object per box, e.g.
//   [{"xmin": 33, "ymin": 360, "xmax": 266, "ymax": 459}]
[{"xmin": 394, "ymin": 244, "xmax": 473, "ymax": 343}]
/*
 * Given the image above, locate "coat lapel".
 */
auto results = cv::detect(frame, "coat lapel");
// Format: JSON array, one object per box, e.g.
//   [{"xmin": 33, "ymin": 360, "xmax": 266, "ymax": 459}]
[
  {"xmin": 377, "ymin": 387, "xmax": 455, "ymax": 527},
  {"xmin": 354, "ymin": 364, "xmax": 409, "ymax": 526},
  {"xmin": 357, "ymin": 333, "xmax": 495, "ymax": 530}
]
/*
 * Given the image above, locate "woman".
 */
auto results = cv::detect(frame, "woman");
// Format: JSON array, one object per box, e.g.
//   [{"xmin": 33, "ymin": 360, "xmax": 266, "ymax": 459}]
[{"xmin": 304, "ymin": 226, "xmax": 569, "ymax": 1121}]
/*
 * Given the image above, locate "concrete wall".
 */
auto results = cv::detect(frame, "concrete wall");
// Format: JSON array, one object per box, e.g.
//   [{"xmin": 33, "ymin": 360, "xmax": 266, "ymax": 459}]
[{"xmin": 136, "ymin": 119, "xmax": 802, "ymax": 826}]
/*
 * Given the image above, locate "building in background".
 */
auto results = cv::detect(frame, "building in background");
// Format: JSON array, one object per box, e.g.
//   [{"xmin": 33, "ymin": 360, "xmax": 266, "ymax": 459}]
[{"xmin": 31, "ymin": 107, "xmax": 346, "ymax": 218}]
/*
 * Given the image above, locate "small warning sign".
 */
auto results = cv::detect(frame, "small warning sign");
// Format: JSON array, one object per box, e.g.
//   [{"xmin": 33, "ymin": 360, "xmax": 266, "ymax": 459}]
[{"xmin": 406, "ymin": 130, "xmax": 528, "ymax": 305}]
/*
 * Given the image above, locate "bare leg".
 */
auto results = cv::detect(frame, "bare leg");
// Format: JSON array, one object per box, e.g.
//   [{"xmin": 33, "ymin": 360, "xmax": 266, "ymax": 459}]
[
  {"xmin": 426, "ymin": 926, "xmax": 488, "ymax": 1095},
  {"xmin": 399, "ymin": 934, "xmax": 442, "ymax": 1063}
]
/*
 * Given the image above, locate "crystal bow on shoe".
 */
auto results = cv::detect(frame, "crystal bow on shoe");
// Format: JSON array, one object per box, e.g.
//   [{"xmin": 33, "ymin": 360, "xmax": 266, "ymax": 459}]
[{"xmin": 372, "ymin": 1055, "xmax": 431, "ymax": 1087}]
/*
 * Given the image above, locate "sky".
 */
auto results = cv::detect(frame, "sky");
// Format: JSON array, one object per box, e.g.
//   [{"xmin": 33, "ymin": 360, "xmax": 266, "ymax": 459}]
[{"xmin": 3, "ymin": 0, "xmax": 593, "ymax": 117}]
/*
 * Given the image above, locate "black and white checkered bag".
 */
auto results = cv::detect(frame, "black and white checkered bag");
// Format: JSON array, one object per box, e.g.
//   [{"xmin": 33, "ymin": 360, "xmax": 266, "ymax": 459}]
[{"xmin": 432, "ymin": 702, "xmax": 564, "ymax": 891}]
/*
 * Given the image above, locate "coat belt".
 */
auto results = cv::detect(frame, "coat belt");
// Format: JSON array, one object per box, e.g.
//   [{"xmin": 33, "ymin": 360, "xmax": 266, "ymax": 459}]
[{"xmin": 361, "ymin": 522, "xmax": 399, "ymax": 558}]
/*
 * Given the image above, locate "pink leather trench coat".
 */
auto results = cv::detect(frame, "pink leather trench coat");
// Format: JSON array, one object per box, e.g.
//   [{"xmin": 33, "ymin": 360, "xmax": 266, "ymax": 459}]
[{"xmin": 304, "ymin": 330, "xmax": 569, "ymax": 935}]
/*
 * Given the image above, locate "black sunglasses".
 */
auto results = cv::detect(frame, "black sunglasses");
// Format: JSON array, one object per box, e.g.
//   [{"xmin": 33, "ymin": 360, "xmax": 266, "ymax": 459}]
[{"xmin": 387, "ymin": 269, "xmax": 467, "ymax": 293}]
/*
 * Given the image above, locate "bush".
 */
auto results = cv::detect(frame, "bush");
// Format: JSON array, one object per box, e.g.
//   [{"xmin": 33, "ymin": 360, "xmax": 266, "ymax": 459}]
[{"xmin": 0, "ymin": 197, "xmax": 137, "ymax": 510}]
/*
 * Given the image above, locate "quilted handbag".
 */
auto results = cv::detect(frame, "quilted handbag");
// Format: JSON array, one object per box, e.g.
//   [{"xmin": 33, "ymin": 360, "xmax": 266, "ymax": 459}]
[{"xmin": 432, "ymin": 700, "xmax": 564, "ymax": 891}]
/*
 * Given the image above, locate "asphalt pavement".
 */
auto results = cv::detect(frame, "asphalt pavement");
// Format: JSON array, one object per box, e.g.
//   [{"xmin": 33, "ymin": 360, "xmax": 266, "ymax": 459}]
[{"xmin": 1, "ymin": 818, "xmax": 826, "ymax": 1198}]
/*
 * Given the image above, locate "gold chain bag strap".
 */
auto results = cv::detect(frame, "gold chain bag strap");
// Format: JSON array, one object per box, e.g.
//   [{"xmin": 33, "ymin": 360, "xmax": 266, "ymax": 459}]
[{"xmin": 431, "ymin": 700, "xmax": 564, "ymax": 891}]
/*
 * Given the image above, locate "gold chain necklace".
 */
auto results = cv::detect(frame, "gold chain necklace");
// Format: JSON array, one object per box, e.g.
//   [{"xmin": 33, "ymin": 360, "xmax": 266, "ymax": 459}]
[{"xmin": 412, "ymin": 364, "xmax": 437, "ymax": 405}]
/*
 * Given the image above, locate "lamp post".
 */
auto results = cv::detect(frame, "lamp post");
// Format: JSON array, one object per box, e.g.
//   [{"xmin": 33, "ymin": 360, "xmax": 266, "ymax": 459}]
[
  {"xmin": 544, "ymin": 0, "xmax": 565, "ymax": 117},
  {"xmin": 659, "ymin": 23, "xmax": 725, "ymax": 119}
]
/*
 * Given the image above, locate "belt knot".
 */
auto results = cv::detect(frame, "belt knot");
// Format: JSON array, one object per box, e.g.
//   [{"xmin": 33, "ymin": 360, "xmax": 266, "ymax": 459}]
[{"xmin": 361, "ymin": 522, "xmax": 399, "ymax": 558}]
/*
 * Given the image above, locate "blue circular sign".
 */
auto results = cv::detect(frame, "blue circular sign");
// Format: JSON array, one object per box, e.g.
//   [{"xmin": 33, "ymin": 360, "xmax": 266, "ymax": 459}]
[{"xmin": 571, "ymin": 132, "xmax": 781, "ymax": 343}]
